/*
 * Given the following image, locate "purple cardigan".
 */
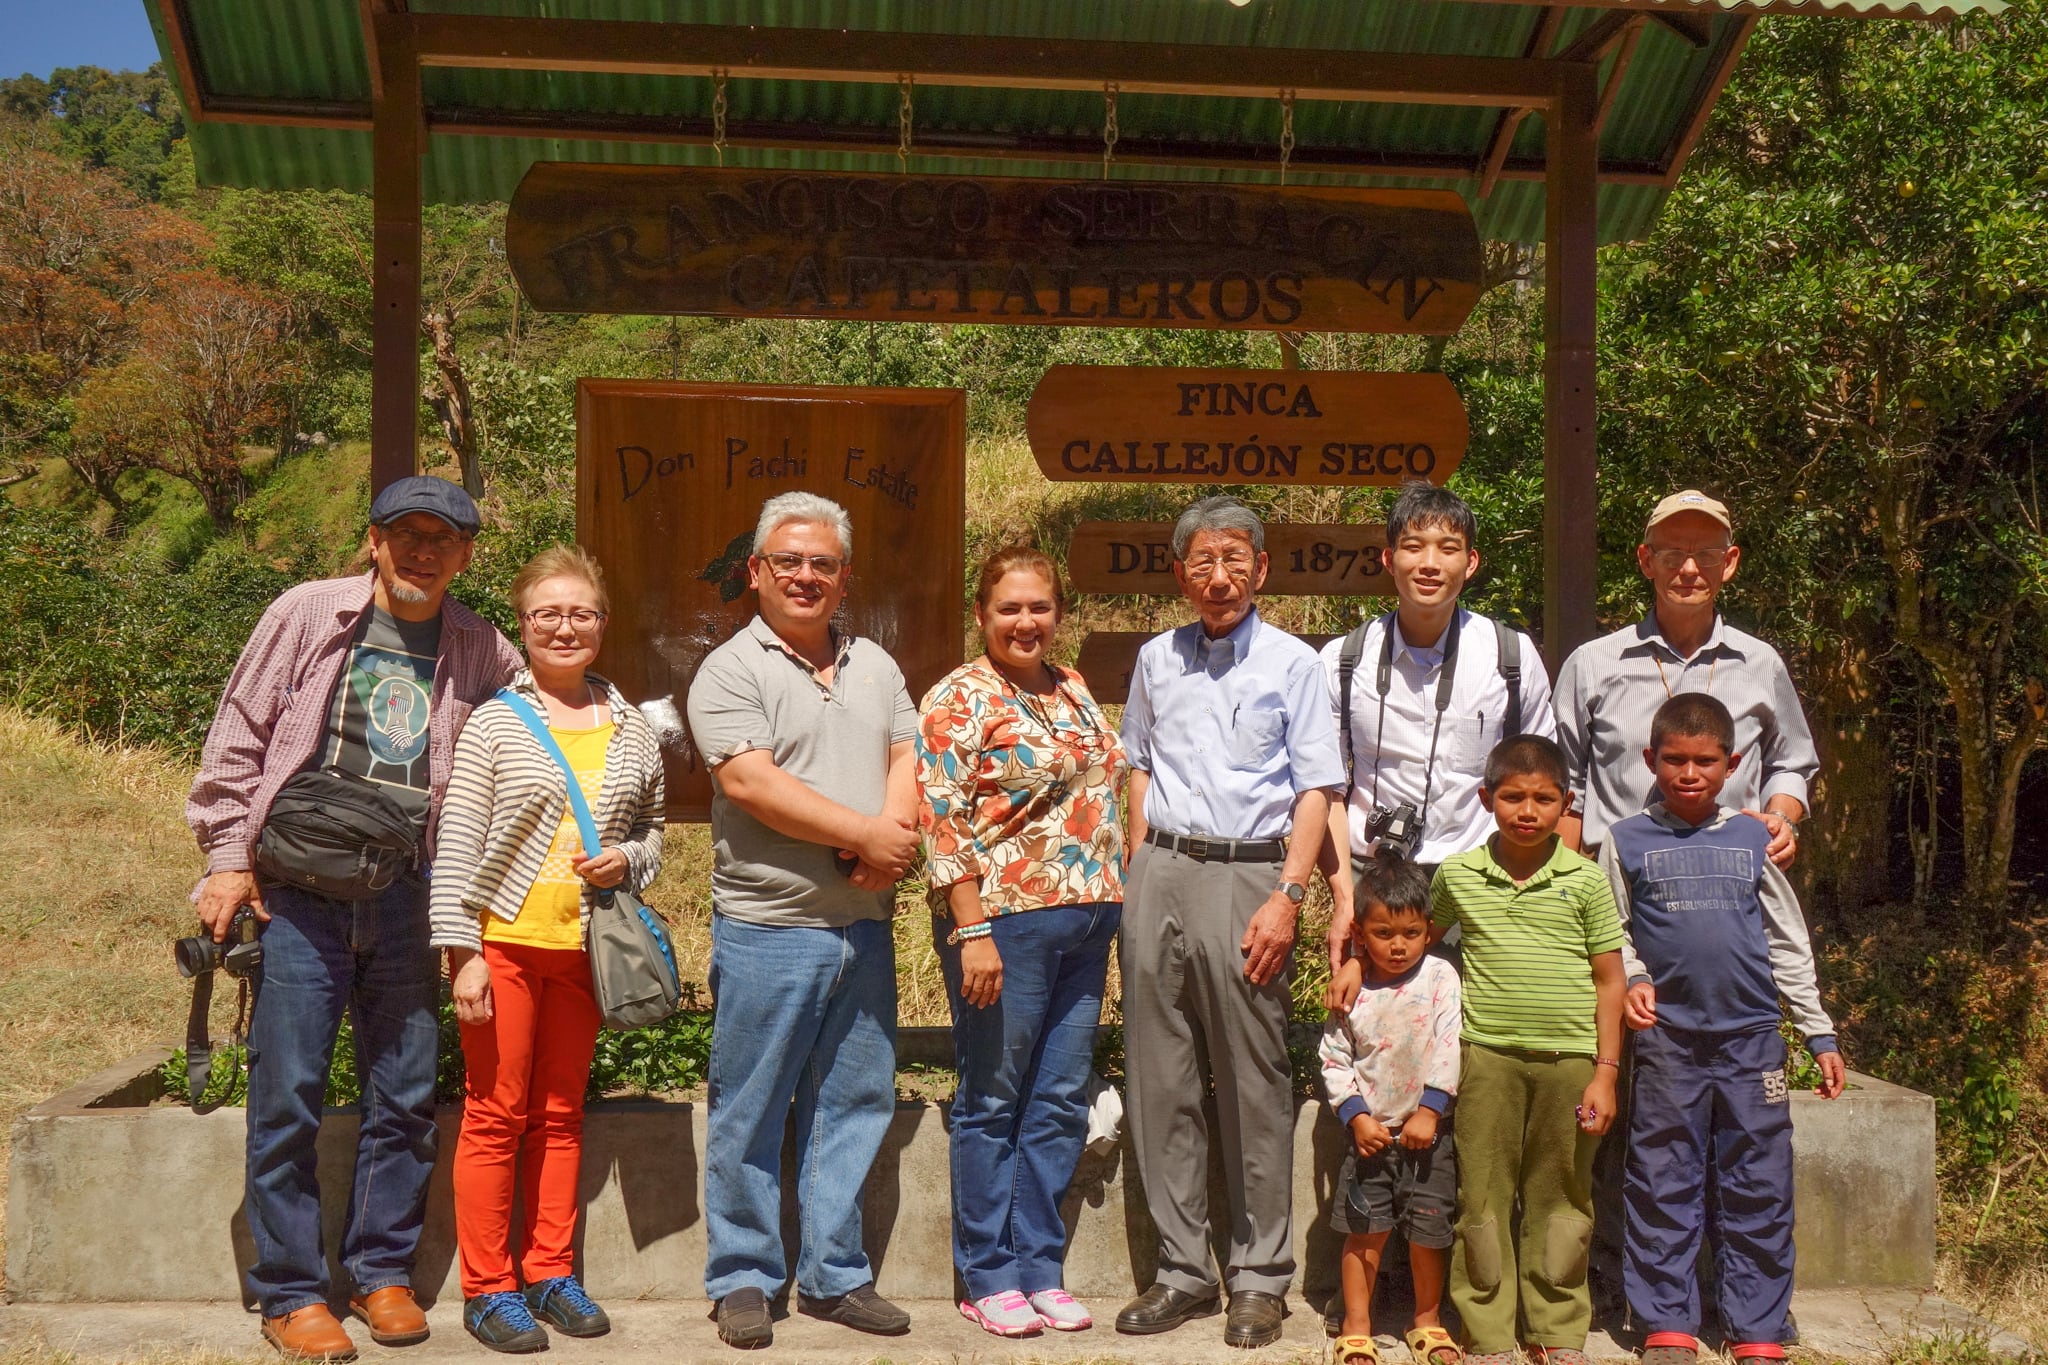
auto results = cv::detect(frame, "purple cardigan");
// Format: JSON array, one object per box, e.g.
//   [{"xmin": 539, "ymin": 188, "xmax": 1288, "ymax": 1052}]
[{"xmin": 186, "ymin": 573, "xmax": 522, "ymax": 880}]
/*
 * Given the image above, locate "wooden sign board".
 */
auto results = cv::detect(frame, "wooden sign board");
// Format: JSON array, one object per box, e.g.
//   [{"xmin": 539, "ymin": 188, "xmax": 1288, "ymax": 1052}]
[
  {"xmin": 1077, "ymin": 630, "xmax": 1340, "ymax": 706},
  {"xmin": 1026, "ymin": 366, "xmax": 1466, "ymax": 486},
  {"xmin": 576, "ymin": 380, "xmax": 965, "ymax": 821},
  {"xmin": 509, "ymin": 163, "xmax": 1482, "ymax": 335},
  {"xmin": 1070, "ymin": 521, "xmax": 1390, "ymax": 596}
]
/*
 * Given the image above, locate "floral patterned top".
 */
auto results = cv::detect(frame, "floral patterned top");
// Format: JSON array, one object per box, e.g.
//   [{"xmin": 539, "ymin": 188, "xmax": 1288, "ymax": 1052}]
[{"xmin": 917, "ymin": 659, "xmax": 1127, "ymax": 917}]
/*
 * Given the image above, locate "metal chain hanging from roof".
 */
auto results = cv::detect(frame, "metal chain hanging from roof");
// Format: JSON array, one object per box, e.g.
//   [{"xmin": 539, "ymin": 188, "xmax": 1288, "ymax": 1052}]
[
  {"xmin": 1101, "ymin": 82, "xmax": 1119, "ymax": 181},
  {"xmin": 1278, "ymin": 89, "xmax": 1296, "ymax": 186},
  {"xmin": 897, "ymin": 74, "xmax": 914, "ymax": 173},
  {"xmin": 711, "ymin": 68, "xmax": 728, "ymax": 167}
]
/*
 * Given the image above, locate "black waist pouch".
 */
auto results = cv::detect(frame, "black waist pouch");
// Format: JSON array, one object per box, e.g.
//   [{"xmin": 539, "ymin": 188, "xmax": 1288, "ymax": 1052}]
[{"xmin": 256, "ymin": 766, "xmax": 422, "ymax": 900}]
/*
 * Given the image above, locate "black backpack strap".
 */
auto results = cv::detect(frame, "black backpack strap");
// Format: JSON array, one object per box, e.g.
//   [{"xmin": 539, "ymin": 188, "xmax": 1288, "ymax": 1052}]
[
  {"xmin": 1335, "ymin": 621, "xmax": 1372, "ymax": 796},
  {"xmin": 1494, "ymin": 617, "xmax": 1523, "ymax": 739}
]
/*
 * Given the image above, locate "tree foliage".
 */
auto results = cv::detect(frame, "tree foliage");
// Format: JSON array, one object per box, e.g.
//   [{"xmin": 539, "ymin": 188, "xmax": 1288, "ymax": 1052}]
[
  {"xmin": 0, "ymin": 118, "xmax": 200, "ymax": 489},
  {"xmin": 1603, "ymin": 12, "xmax": 2048, "ymax": 915}
]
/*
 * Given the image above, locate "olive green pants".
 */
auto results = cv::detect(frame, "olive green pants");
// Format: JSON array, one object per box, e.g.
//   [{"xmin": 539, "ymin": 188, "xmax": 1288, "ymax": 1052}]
[{"xmin": 1449, "ymin": 1042, "xmax": 1602, "ymax": 1353}]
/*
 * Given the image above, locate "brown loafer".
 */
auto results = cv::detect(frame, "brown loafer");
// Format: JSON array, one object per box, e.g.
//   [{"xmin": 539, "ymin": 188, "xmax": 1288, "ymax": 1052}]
[
  {"xmin": 349, "ymin": 1286, "xmax": 430, "ymax": 1346},
  {"xmin": 262, "ymin": 1305, "xmax": 358, "ymax": 1361}
]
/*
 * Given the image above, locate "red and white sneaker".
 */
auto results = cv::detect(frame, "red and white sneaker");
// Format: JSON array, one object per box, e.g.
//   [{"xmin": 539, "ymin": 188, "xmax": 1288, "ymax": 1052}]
[
  {"xmin": 960, "ymin": 1291, "xmax": 1043, "ymax": 1338},
  {"xmin": 1027, "ymin": 1289, "xmax": 1093, "ymax": 1331}
]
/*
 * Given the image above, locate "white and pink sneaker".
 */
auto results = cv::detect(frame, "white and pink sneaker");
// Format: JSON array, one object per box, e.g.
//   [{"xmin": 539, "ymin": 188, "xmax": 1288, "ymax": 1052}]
[
  {"xmin": 959, "ymin": 1290, "xmax": 1043, "ymax": 1337},
  {"xmin": 1028, "ymin": 1289, "xmax": 1093, "ymax": 1331}
]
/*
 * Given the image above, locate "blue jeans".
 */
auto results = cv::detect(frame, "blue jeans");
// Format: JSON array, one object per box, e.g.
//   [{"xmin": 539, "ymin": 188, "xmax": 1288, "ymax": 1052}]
[
  {"xmin": 938, "ymin": 902, "xmax": 1120, "ymax": 1301},
  {"xmin": 703, "ymin": 913, "xmax": 898, "ymax": 1302},
  {"xmin": 244, "ymin": 878, "xmax": 440, "ymax": 1315}
]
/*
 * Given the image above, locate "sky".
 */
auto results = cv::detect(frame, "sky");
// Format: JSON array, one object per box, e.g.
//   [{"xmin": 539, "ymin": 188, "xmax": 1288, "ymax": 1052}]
[{"xmin": 1, "ymin": 1, "xmax": 164, "ymax": 81}]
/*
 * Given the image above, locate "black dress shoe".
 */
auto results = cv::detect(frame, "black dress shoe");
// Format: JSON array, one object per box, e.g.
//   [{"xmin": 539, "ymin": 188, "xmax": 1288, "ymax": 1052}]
[
  {"xmin": 1115, "ymin": 1284, "xmax": 1221, "ymax": 1335},
  {"xmin": 797, "ymin": 1283, "xmax": 911, "ymax": 1336},
  {"xmin": 1225, "ymin": 1290, "xmax": 1286, "ymax": 1349}
]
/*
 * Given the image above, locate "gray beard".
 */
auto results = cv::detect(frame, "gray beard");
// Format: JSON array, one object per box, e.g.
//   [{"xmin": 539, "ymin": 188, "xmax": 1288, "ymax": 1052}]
[{"xmin": 388, "ymin": 579, "xmax": 429, "ymax": 605}]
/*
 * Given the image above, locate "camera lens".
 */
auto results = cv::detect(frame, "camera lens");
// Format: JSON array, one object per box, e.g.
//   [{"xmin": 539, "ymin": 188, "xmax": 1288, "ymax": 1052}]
[{"xmin": 173, "ymin": 934, "xmax": 221, "ymax": 979}]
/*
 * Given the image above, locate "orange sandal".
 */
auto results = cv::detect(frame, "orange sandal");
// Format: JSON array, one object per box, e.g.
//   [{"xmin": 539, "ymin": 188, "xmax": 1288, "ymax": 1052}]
[{"xmin": 1406, "ymin": 1325, "xmax": 1463, "ymax": 1365}]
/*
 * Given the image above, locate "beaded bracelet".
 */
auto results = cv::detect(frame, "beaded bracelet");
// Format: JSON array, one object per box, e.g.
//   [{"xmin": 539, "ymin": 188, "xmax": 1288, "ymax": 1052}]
[{"xmin": 947, "ymin": 920, "xmax": 995, "ymax": 945}]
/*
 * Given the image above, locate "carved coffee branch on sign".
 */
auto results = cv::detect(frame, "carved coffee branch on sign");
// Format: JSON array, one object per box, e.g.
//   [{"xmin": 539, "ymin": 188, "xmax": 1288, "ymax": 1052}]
[
  {"xmin": 508, "ymin": 164, "xmax": 1483, "ymax": 335},
  {"xmin": 1027, "ymin": 366, "xmax": 1467, "ymax": 486},
  {"xmin": 577, "ymin": 380, "xmax": 964, "ymax": 821}
]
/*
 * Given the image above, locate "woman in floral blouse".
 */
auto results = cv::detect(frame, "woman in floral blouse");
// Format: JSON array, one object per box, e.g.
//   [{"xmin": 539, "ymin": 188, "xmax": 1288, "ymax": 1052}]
[{"xmin": 917, "ymin": 545, "xmax": 1126, "ymax": 1339}]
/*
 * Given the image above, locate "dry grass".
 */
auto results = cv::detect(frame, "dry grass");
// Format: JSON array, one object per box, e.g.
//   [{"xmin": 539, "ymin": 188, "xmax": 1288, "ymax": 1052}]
[
  {"xmin": 0, "ymin": 708, "xmax": 207, "ymax": 1265},
  {"xmin": 1936, "ymin": 1247, "xmax": 2048, "ymax": 1348}
]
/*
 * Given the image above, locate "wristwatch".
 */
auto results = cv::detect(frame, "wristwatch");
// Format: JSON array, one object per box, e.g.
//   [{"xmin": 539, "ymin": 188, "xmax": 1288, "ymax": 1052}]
[{"xmin": 1276, "ymin": 880, "xmax": 1308, "ymax": 905}]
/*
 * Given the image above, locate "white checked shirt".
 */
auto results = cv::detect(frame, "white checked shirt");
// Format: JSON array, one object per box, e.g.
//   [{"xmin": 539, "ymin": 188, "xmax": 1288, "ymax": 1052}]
[{"xmin": 1320, "ymin": 609, "xmax": 1556, "ymax": 866}]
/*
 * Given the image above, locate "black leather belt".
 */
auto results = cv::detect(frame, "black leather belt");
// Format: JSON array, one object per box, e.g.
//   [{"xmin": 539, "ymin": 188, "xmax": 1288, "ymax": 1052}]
[{"xmin": 1146, "ymin": 829, "xmax": 1287, "ymax": 863}]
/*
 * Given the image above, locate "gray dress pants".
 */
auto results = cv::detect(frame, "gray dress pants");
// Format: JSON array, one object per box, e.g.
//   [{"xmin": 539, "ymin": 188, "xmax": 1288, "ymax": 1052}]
[{"xmin": 1120, "ymin": 840, "xmax": 1296, "ymax": 1298}]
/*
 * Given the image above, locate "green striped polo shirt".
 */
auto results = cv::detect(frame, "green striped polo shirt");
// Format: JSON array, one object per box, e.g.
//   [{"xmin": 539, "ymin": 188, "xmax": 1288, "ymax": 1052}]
[{"xmin": 1431, "ymin": 836, "xmax": 1624, "ymax": 1054}]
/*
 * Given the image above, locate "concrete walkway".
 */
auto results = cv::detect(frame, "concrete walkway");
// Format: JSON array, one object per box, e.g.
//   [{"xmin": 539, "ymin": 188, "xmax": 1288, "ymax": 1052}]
[{"xmin": 0, "ymin": 1292, "xmax": 2032, "ymax": 1363}]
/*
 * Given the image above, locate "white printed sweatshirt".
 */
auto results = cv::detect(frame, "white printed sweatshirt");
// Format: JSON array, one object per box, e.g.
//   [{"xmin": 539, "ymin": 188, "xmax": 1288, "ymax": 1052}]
[{"xmin": 1318, "ymin": 954, "xmax": 1463, "ymax": 1129}]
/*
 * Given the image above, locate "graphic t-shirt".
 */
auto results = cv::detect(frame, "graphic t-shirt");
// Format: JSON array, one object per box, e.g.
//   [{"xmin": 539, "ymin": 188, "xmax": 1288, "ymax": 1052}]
[
  {"xmin": 487, "ymin": 721, "xmax": 613, "ymax": 952},
  {"xmin": 321, "ymin": 605, "xmax": 441, "ymax": 833}
]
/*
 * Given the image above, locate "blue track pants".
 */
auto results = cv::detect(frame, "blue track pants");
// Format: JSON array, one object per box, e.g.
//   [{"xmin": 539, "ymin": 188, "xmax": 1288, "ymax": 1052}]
[{"xmin": 1622, "ymin": 1024, "xmax": 1797, "ymax": 1345}]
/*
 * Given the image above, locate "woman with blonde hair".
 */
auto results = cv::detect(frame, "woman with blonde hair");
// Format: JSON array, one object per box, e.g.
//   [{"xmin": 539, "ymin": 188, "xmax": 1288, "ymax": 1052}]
[
  {"xmin": 917, "ymin": 545, "xmax": 1126, "ymax": 1338},
  {"xmin": 429, "ymin": 544, "xmax": 664, "ymax": 1353}
]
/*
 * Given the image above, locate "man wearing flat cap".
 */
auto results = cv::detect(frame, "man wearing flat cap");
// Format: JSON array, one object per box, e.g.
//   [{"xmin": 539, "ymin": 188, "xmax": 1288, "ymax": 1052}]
[
  {"xmin": 1554, "ymin": 490, "xmax": 1818, "ymax": 866},
  {"xmin": 189, "ymin": 475, "xmax": 521, "ymax": 1361}
]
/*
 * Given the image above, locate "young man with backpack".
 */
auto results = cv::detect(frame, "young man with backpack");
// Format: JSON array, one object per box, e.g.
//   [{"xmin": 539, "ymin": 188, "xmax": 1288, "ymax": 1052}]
[{"xmin": 1315, "ymin": 483, "xmax": 1557, "ymax": 980}]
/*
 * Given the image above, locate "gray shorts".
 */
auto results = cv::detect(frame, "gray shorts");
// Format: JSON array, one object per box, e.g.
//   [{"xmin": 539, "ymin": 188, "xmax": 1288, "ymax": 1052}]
[{"xmin": 1328, "ymin": 1122, "xmax": 1457, "ymax": 1247}]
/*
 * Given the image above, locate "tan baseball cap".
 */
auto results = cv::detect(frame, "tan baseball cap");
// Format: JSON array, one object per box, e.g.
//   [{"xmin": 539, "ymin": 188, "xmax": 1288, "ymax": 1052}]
[{"xmin": 1645, "ymin": 489, "xmax": 1732, "ymax": 536}]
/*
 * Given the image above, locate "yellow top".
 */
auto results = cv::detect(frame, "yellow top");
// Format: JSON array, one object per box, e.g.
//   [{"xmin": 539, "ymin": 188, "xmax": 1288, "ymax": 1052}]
[{"xmin": 484, "ymin": 722, "xmax": 613, "ymax": 951}]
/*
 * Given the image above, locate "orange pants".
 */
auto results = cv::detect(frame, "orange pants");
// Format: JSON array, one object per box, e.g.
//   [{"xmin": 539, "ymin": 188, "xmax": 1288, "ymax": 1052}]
[{"xmin": 453, "ymin": 941, "xmax": 603, "ymax": 1297}]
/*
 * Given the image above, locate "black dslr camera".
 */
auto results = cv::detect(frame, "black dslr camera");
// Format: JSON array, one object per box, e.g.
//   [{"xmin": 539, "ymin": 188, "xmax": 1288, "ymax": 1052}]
[
  {"xmin": 175, "ymin": 905, "xmax": 264, "ymax": 981},
  {"xmin": 1365, "ymin": 801, "xmax": 1425, "ymax": 862}
]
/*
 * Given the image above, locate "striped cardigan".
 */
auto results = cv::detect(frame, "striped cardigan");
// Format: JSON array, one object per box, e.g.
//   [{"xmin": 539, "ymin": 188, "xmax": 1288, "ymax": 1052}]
[{"xmin": 428, "ymin": 668, "xmax": 665, "ymax": 952}]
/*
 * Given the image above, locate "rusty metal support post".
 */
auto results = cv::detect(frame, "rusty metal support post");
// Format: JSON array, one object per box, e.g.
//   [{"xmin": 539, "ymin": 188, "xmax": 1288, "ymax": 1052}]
[
  {"xmin": 371, "ymin": 14, "xmax": 422, "ymax": 496},
  {"xmin": 1542, "ymin": 67, "xmax": 1600, "ymax": 674}
]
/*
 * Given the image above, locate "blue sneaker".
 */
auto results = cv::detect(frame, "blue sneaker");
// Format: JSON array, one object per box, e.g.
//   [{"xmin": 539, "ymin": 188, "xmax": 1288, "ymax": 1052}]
[
  {"xmin": 524, "ymin": 1277, "xmax": 610, "ymax": 1338},
  {"xmin": 463, "ymin": 1291, "xmax": 549, "ymax": 1354}
]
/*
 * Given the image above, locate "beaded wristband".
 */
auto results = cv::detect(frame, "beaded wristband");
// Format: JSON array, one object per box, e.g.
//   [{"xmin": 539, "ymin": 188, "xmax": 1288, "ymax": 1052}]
[
  {"xmin": 947, "ymin": 920, "xmax": 995, "ymax": 945},
  {"xmin": 1594, "ymin": 1057, "xmax": 1621, "ymax": 1069}
]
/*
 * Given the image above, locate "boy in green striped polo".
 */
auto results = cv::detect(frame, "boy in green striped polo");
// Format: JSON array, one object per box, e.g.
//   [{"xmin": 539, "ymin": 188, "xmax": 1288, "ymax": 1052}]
[{"xmin": 1430, "ymin": 735, "xmax": 1626, "ymax": 1365}]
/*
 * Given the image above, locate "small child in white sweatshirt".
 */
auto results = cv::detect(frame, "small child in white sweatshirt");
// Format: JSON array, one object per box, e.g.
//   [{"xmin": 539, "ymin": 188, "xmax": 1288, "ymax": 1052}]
[{"xmin": 1319, "ymin": 853, "xmax": 1463, "ymax": 1365}]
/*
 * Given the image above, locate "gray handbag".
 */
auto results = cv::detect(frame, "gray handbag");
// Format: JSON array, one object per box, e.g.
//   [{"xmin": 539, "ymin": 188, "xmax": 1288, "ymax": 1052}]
[{"xmin": 499, "ymin": 690, "xmax": 682, "ymax": 1030}]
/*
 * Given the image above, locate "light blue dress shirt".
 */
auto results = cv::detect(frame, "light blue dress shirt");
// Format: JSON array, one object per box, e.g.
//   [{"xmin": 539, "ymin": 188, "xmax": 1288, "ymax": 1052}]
[{"xmin": 1121, "ymin": 609, "xmax": 1346, "ymax": 841}]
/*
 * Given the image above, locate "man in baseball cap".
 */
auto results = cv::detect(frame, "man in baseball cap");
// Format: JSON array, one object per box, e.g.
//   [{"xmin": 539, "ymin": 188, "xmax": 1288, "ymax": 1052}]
[
  {"xmin": 187, "ymin": 472, "xmax": 518, "ymax": 1359},
  {"xmin": 1553, "ymin": 489, "xmax": 1816, "ymax": 867}
]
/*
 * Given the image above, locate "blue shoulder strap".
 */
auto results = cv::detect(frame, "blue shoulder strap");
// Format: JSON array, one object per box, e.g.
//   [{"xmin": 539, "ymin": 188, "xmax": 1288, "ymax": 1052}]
[{"xmin": 496, "ymin": 688, "xmax": 601, "ymax": 858}]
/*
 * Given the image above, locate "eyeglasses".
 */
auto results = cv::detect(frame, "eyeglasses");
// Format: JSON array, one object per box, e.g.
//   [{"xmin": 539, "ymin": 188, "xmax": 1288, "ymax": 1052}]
[
  {"xmin": 761, "ymin": 551, "xmax": 846, "ymax": 579},
  {"xmin": 1648, "ymin": 545, "xmax": 1734, "ymax": 572},
  {"xmin": 522, "ymin": 608, "xmax": 607, "ymax": 631},
  {"xmin": 1181, "ymin": 553, "xmax": 1256, "ymax": 580},
  {"xmin": 380, "ymin": 526, "xmax": 471, "ymax": 555}
]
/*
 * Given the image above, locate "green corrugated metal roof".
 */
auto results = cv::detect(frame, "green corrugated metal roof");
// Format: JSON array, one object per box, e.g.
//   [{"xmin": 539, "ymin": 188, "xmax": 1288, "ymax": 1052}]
[{"xmin": 143, "ymin": 0, "xmax": 2001, "ymax": 247}]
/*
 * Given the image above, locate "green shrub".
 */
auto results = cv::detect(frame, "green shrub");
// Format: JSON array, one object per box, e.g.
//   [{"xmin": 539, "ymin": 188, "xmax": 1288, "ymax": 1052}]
[{"xmin": 162, "ymin": 985, "xmax": 717, "ymax": 1107}]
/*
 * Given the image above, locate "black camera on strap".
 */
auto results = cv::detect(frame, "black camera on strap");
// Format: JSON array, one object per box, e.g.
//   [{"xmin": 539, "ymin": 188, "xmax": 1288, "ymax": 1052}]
[{"xmin": 174, "ymin": 905, "xmax": 264, "ymax": 1112}]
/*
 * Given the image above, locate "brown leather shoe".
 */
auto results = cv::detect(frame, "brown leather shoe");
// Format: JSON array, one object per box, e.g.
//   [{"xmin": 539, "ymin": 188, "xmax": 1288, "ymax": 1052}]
[
  {"xmin": 262, "ymin": 1305, "xmax": 358, "ymax": 1361},
  {"xmin": 350, "ymin": 1286, "xmax": 431, "ymax": 1346}
]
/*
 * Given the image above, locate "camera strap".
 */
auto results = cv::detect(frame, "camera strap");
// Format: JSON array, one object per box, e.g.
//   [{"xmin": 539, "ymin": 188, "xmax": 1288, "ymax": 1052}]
[
  {"xmin": 185, "ymin": 964, "xmax": 258, "ymax": 1113},
  {"xmin": 1344, "ymin": 609, "xmax": 1462, "ymax": 821}
]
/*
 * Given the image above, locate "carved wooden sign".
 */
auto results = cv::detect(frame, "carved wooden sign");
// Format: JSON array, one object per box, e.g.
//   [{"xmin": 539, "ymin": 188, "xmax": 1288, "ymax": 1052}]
[
  {"xmin": 1026, "ymin": 366, "xmax": 1466, "ymax": 485},
  {"xmin": 1069, "ymin": 521, "xmax": 1390, "ymax": 596},
  {"xmin": 508, "ymin": 163, "xmax": 1482, "ymax": 334},
  {"xmin": 576, "ymin": 380, "xmax": 964, "ymax": 821},
  {"xmin": 1076, "ymin": 630, "xmax": 1340, "ymax": 706}
]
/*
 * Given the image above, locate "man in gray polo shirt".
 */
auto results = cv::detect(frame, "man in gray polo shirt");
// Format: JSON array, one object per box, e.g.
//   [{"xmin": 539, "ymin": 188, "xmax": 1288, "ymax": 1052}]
[
  {"xmin": 685, "ymin": 492, "xmax": 920, "ymax": 1350},
  {"xmin": 1555, "ymin": 490, "xmax": 1816, "ymax": 866}
]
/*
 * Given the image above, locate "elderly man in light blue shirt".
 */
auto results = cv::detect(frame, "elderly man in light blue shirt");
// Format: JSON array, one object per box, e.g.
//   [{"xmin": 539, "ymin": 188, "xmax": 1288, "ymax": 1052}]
[
  {"xmin": 1554, "ymin": 490, "xmax": 1818, "ymax": 865},
  {"xmin": 1114, "ymin": 495, "xmax": 1343, "ymax": 1351}
]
